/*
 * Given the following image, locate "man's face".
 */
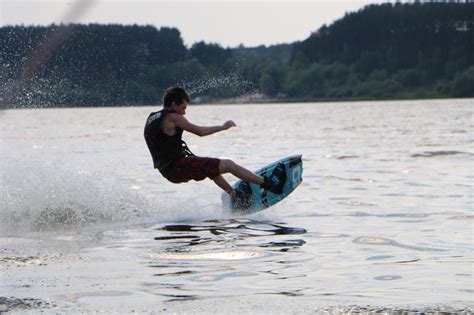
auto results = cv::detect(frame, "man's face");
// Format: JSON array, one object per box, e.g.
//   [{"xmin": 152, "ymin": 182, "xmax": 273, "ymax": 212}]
[{"xmin": 172, "ymin": 101, "xmax": 188, "ymax": 115}]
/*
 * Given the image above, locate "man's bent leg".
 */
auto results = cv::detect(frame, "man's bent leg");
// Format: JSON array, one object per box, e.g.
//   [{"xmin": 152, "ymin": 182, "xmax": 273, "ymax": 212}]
[
  {"xmin": 212, "ymin": 175, "xmax": 234, "ymax": 195},
  {"xmin": 218, "ymin": 159, "xmax": 264, "ymax": 185},
  {"xmin": 213, "ymin": 175, "xmax": 250, "ymax": 210}
]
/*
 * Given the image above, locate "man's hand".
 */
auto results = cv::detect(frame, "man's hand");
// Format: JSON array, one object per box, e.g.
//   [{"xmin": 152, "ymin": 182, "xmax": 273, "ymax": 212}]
[{"xmin": 223, "ymin": 120, "xmax": 236, "ymax": 130}]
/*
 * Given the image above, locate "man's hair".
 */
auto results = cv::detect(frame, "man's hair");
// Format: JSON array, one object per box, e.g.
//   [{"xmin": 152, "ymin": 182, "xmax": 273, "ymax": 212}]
[{"xmin": 163, "ymin": 86, "xmax": 190, "ymax": 108}]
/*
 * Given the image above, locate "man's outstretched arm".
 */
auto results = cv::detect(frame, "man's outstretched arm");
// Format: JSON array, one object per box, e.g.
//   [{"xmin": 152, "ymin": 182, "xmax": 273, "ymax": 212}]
[{"xmin": 170, "ymin": 113, "xmax": 236, "ymax": 137}]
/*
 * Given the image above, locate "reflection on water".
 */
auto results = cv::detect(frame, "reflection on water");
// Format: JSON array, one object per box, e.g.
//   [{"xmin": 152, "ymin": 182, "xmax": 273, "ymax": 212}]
[
  {"xmin": 160, "ymin": 219, "xmax": 306, "ymax": 235},
  {"xmin": 153, "ymin": 219, "xmax": 307, "ymax": 256},
  {"xmin": 145, "ymin": 219, "xmax": 309, "ymax": 301},
  {"xmin": 142, "ymin": 212, "xmax": 472, "ymax": 303}
]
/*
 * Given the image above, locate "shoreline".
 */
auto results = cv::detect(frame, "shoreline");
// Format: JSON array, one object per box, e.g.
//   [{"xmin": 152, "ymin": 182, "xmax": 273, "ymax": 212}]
[{"xmin": 1, "ymin": 96, "xmax": 471, "ymax": 111}]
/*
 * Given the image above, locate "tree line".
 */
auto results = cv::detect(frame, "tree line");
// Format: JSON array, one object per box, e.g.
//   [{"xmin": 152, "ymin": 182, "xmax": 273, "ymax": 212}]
[{"xmin": 0, "ymin": 1, "xmax": 473, "ymax": 108}]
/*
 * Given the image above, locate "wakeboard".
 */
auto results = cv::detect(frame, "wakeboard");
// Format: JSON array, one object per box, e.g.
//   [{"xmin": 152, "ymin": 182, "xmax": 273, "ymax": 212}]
[{"xmin": 222, "ymin": 155, "xmax": 303, "ymax": 214}]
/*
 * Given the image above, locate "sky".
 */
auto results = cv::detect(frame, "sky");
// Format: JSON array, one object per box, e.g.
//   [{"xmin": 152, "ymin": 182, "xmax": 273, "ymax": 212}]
[{"xmin": 1, "ymin": 0, "xmax": 389, "ymax": 48}]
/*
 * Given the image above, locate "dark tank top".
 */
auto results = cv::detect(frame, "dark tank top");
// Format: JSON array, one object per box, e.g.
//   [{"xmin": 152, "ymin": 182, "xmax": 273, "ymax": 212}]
[{"xmin": 144, "ymin": 109, "xmax": 187, "ymax": 170}]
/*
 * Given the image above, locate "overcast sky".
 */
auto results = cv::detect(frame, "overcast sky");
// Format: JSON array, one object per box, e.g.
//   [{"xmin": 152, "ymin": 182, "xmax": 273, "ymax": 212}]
[{"xmin": 1, "ymin": 0, "xmax": 389, "ymax": 47}]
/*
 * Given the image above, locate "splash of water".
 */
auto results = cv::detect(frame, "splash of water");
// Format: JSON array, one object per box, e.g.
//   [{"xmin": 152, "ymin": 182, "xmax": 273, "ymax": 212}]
[
  {"xmin": 180, "ymin": 73, "xmax": 256, "ymax": 100},
  {"xmin": 1, "ymin": 0, "xmax": 95, "ymax": 109},
  {"xmin": 0, "ymin": 157, "xmax": 151, "ymax": 233},
  {"xmin": 0, "ymin": 156, "xmax": 239, "ymax": 234}
]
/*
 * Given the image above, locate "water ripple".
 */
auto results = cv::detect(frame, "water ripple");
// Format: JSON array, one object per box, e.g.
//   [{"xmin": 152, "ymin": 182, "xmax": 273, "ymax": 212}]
[
  {"xmin": 353, "ymin": 236, "xmax": 446, "ymax": 252},
  {"xmin": 411, "ymin": 150, "xmax": 472, "ymax": 158},
  {"xmin": 150, "ymin": 219, "xmax": 308, "ymax": 261},
  {"xmin": 374, "ymin": 275, "xmax": 403, "ymax": 281}
]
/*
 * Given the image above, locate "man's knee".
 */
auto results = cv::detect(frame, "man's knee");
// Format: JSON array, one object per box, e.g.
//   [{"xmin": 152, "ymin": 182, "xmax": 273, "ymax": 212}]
[{"xmin": 219, "ymin": 159, "xmax": 236, "ymax": 173}]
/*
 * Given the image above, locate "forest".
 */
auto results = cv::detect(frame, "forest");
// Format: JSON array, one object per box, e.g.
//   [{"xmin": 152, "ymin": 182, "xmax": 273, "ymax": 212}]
[{"xmin": 1, "ymin": 2, "xmax": 473, "ymax": 108}]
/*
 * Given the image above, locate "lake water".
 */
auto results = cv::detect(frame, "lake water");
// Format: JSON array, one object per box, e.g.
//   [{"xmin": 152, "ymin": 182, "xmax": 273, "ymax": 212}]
[{"xmin": 1, "ymin": 99, "xmax": 473, "ymax": 313}]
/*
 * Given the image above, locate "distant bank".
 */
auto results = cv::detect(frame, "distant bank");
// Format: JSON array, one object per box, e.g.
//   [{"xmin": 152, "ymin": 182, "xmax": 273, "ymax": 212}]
[{"xmin": 1, "ymin": 2, "xmax": 473, "ymax": 109}]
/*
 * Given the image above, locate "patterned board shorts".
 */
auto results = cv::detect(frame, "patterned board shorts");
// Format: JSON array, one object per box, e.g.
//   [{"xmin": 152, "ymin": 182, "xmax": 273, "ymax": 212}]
[{"xmin": 160, "ymin": 156, "xmax": 221, "ymax": 183}]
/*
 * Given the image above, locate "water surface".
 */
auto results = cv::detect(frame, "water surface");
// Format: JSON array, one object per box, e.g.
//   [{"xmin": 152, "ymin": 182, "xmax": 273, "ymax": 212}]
[{"xmin": 0, "ymin": 99, "xmax": 472, "ymax": 312}]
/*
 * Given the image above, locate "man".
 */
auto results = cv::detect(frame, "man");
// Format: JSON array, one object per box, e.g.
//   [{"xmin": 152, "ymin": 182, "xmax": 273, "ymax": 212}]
[{"xmin": 144, "ymin": 86, "xmax": 284, "ymax": 206}]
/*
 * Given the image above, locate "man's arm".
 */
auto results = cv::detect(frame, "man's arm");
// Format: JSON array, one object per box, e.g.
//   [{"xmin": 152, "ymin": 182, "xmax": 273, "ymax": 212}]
[{"xmin": 169, "ymin": 113, "xmax": 236, "ymax": 137}]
